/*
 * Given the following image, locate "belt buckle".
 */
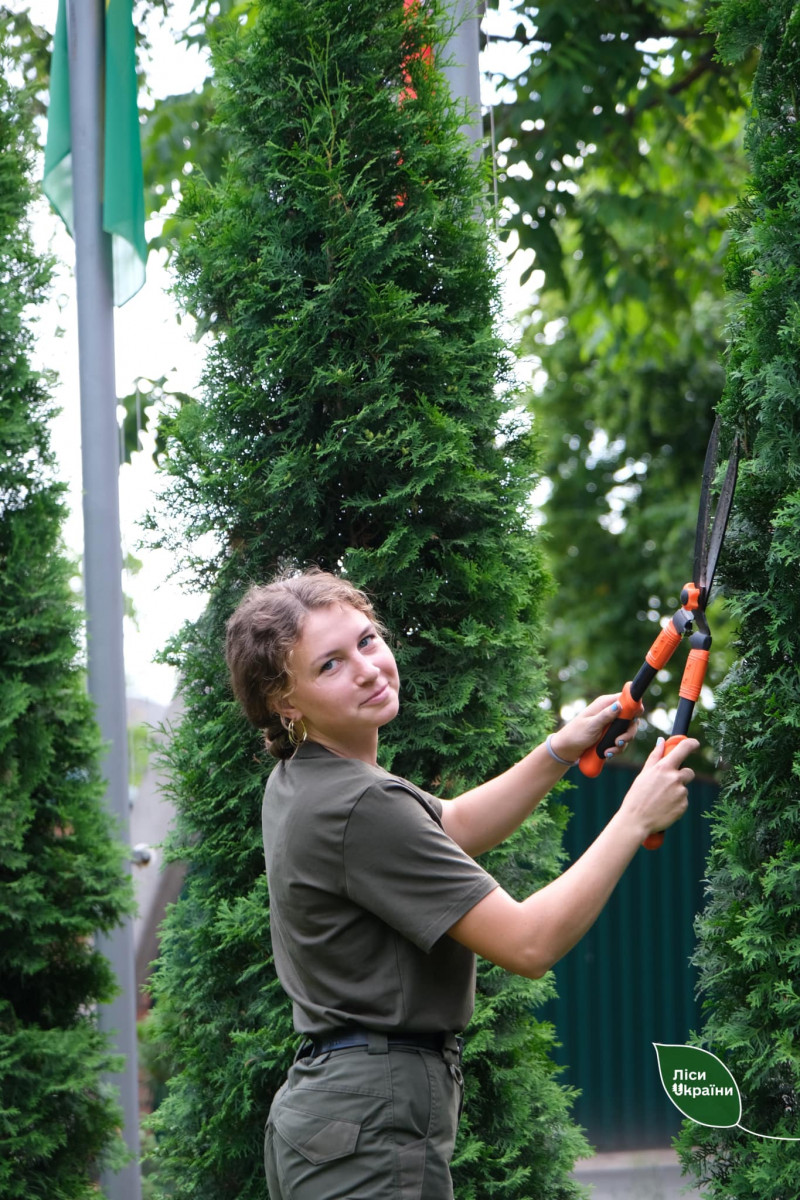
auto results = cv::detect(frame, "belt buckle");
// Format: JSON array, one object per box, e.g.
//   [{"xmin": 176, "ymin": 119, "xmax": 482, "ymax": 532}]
[{"xmin": 439, "ymin": 1033, "xmax": 463, "ymax": 1067}]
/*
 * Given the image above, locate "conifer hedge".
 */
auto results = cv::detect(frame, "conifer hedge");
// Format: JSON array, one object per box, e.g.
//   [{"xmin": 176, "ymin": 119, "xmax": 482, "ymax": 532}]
[
  {"xmin": 675, "ymin": 0, "xmax": 800, "ymax": 1192},
  {"xmin": 146, "ymin": 0, "xmax": 590, "ymax": 1196},
  {"xmin": 0, "ymin": 34, "xmax": 134, "ymax": 1199}
]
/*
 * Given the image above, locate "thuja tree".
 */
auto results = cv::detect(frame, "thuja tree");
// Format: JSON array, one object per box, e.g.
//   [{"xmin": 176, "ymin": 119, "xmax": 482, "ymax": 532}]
[
  {"xmin": 674, "ymin": 1, "xmax": 800, "ymax": 1194},
  {"xmin": 145, "ymin": 0, "xmax": 591, "ymax": 1196},
  {"xmin": 0, "ymin": 32, "xmax": 133, "ymax": 1199}
]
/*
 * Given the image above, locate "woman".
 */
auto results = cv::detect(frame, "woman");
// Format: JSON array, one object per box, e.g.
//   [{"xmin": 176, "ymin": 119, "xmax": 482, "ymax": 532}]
[{"xmin": 225, "ymin": 568, "xmax": 696, "ymax": 1200}]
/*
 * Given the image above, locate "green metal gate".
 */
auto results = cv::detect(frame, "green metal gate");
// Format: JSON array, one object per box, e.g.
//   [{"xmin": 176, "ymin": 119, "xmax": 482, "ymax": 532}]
[{"xmin": 541, "ymin": 760, "xmax": 717, "ymax": 1151}]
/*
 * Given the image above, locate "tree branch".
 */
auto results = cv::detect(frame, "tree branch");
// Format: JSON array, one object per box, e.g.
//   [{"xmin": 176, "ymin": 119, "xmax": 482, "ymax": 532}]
[
  {"xmin": 629, "ymin": 49, "xmax": 720, "ymax": 121},
  {"xmin": 483, "ymin": 26, "xmax": 712, "ymax": 50}
]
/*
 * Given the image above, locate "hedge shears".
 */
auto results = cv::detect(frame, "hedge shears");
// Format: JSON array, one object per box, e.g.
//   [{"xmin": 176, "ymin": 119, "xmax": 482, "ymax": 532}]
[{"xmin": 579, "ymin": 417, "xmax": 739, "ymax": 849}]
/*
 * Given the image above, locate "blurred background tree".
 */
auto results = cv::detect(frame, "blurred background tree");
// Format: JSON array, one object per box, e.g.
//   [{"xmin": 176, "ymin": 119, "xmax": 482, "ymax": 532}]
[{"xmin": 487, "ymin": 0, "xmax": 756, "ymax": 754}]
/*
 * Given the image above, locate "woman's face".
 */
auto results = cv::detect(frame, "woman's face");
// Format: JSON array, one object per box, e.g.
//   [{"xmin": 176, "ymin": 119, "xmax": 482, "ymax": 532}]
[{"xmin": 279, "ymin": 603, "xmax": 400, "ymax": 759}]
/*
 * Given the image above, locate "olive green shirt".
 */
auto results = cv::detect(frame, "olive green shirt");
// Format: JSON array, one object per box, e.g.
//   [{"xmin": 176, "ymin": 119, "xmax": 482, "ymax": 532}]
[{"xmin": 262, "ymin": 740, "xmax": 498, "ymax": 1036}]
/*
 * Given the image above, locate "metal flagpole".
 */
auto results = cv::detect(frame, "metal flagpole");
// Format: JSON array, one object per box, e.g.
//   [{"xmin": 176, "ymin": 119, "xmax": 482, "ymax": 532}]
[
  {"xmin": 66, "ymin": 1, "xmax": 141, "ymax": 1197},
  {"xmin": 442, "ymin": 0, "xmax": 484, "ymax": 158}
]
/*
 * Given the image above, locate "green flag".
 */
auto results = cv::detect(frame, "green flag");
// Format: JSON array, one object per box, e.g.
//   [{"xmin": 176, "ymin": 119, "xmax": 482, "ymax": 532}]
[{"xmin": 43, "ymin": 0, "xmax": 147, "ymax": 307}]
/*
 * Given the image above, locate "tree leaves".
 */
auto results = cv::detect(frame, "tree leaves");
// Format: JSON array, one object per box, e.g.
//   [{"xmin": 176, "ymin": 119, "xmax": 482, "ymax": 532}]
[{"xmin": 482, "ymin": 1, "xmax": 755, "ymax": 741}]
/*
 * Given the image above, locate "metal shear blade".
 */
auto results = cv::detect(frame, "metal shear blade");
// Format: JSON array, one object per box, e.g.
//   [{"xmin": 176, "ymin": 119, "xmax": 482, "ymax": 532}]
[{"xmin": 693, "ymin": 417, "xmax": 740, "ymax": 610}]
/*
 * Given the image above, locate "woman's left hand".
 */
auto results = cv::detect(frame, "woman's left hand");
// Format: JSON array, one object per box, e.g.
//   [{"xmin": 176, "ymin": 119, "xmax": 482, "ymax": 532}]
[{"xmin": 547, "ymin": 693, "xmax": 643, "ymax": 764}]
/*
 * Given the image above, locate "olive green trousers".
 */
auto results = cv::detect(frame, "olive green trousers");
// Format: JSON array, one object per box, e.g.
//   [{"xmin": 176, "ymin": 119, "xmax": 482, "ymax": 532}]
[{"xmin": 264, "ymin": 1035, "xmax": 463, "ymax": 1199}]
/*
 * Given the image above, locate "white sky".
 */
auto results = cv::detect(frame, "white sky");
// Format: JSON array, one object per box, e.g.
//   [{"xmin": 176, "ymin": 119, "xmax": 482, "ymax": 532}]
[{"xmin": 26, "ymin": 0, "xmax": 539, "ymax": 708}]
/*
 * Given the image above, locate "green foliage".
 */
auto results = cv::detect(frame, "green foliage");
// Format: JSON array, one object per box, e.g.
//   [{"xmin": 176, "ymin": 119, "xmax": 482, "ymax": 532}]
[
  {"xmin": 0, "ymin": 5, "xmax": 51, "ymax": 118},
  {"xmin": 139, "ymin": 0, "xmax": 248, "ymax": 252},
  {"xmin": 491, "ymin": 0, "xmax": 750, "ymax": 294},
  {"xmin": 0, "ymin": 34, "xmax": 134, "ymax": 1199},
  {"xmin": 489, "ymin": 1, "xmax": 755, "ymax": 743},
  {"xmin": 117, "ymin": 376, "xmax": 195, "ymax": 467},
  {"xmin": 672, "ymin": 1, "xmax": 800, "ymax": 1192},
  {"xmin": 128, "ymin": 722, "xmax": 152, "ymax": 788},
  {"xmin": 145, "ymin": 0, "xmax": 589, "ymax": 1195}
]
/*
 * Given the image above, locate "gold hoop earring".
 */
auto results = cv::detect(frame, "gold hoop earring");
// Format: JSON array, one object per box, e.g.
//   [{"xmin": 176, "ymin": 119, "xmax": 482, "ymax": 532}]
[{"xmin": 287, "ymin": 719, "xmax": 307, "ymax": 748}]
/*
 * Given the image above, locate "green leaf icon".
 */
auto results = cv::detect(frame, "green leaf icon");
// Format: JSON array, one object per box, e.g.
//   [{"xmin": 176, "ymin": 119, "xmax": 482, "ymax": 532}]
[{"xmin": 653, "ymin": 1044, "xmax": 742, "ymax": 1128}]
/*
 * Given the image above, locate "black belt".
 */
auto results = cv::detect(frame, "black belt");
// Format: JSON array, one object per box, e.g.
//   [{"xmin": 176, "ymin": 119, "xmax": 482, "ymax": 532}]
[{"xmin": 305, "ymin": 1029, "xmax": 460, "ymax": 1060}]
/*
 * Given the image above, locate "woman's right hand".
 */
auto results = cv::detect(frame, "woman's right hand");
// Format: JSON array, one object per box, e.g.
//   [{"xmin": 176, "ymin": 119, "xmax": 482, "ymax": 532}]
[{"xmin": 620, "ymin": 736, "xmax": 698, "ymax": 839}]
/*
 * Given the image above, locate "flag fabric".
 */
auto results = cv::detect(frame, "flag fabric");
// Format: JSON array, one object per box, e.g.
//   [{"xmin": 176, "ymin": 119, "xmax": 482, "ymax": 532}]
[
  {"xmin": 42, "ymin": 0, "xmax": 72, "ymax": 232},
  {"xmin": 103, "ymin": 0, "xmax": 147, "ymax": 305},
  {"xmin": 43, "ymin": 0, "xmax": 147, "ymax": 307}
]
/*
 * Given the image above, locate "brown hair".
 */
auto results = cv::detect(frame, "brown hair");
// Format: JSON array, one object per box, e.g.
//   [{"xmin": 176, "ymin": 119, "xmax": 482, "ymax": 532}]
[{"xmin": 225, "ymin": 568, "xmax": 384, "ymax": 759}]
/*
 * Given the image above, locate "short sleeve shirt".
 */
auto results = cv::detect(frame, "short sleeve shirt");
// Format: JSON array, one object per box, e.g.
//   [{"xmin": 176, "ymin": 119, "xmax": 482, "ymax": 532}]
[{"xmin": 262, "ymin": 740, "xmax": 498, "ymax": 1035}]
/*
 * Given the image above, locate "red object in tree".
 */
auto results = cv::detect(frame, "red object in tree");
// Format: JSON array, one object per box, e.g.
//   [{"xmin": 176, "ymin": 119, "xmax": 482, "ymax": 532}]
[
  {"xmin": 395, "ymin": 0, "xmax": 433, "ymax": 206},
  {"xmin": 399, "ymin": 0, "xmax": 433, "ymax": 104}
]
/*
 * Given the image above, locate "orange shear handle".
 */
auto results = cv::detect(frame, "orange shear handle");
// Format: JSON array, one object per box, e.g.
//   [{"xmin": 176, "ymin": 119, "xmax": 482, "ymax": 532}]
[
  {"xmin": 578, "ymin": 682, "xmax": 641, "ymax": 778},
  {"xmin": 643, "ymin": 647, "xmax": 708, "ymax": 849},
  {"xmin": 642, "ymin": 734, "xmax": 686, "ymax": 850}
]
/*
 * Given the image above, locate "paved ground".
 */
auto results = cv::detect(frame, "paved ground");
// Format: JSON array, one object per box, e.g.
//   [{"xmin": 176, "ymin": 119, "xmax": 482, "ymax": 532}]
[{"xmin": 571, "ymin": 1149, "xmax": 705, "ymax": 1199}]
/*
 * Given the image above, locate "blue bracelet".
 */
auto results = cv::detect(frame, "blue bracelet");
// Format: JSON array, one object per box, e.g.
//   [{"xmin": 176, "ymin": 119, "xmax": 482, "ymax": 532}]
[{"xmin": 545, "ymin": 734, "xmax": 578, "ymax": 767}]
